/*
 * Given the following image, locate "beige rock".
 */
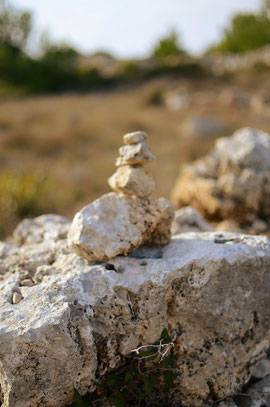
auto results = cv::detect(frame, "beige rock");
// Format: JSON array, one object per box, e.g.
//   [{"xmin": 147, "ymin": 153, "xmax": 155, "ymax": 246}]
[
  {"xmin": 123, "ymin": 131, "xmax": 148, "ymax": 145},
  {"xmin": 172, "ymin": 206, "xmax": 214, "ymax": 235},
  {"xmin": 1, "ymin": 222, "xmax": 270, "ymax": 407},
  {"xmin": 20, "ymin": 279, "xmax": 34, "ymax": 287},
  {"xmin": 68, "ymin": 192, "xmax": 174, "ymax": 261},
  {"xmin": 146, "ymin": 198, "xmax": 175, "ymax": 245},
  {"xmin": 116, "ymin": 141, "xmax": 156, "ymax": 166},
  {"xmin": 12, "ymin": 292, "xmax": 23, "ymax": 304},
  {"xmin": 172, "ymin": 127, "xmax": 270, "ymax": 236},
  {"xmin": 108, "ymin": 165, "xmax": 155, "ymax": 198}
]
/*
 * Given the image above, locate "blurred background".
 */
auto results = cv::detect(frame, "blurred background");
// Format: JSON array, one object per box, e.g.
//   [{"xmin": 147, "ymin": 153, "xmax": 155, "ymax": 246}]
[{"xmin": 1, "ymin": 0, "xmax": 270, "ymax": 238}]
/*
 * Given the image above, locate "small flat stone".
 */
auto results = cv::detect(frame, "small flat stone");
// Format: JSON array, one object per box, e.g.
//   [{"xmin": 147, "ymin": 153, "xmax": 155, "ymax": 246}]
[
  {"xmin": 123, "ymin": 131, "xmax": 148, "ymax": 145},
  {"xmin": 12, "ymin": 292, "xmax": 23, "ymax": 304},
  {"xmin": 20, "ymin": 279, "xmax": 34, "ymax": 287},
  {"xmin": 116, "ymin": 141, "xmax": 156, "ymax": 167},
  {"xmin": 108, "ymin": 166, "xmax": 155, "ymax": 198}
]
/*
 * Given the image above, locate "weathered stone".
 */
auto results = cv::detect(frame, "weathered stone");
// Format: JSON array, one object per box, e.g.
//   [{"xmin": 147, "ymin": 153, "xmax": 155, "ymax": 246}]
[
  {"xmin": 179, "ymin": 115, "xmax": 228, "ymax": 140},
  {"xmin": 20, "ymin": 279, "xmax": 34, "ymax": 287},
  {"xmin": 0, "ymin": 224, "xmax": 270, "ymax": 407},
  {"xmin": 236, "ymin": 374, "xmax": 270, "ymax": 407},
  {"xmin": 13, "ymin": 214, "xmax": 71, "ymax": 245},
  {"xmin": 123, "ymin": 131, "xmax": 148, "ymax": 145},
  {"xmin": 145, "ymin": 198, "xmax": 175, "ymax": 245},
  {"xmin": 68, "ymin": 192, "xmax": 174, "ymax": 261},
  {"xmin": 250, "ymin": 359, "xmax": 270, "ymax": 379},
  {"xmin": 172, "ymin": 206, "xmax": 214, "ymax": 235},
  {"xmin": 116, "ymin": 141, "xmax": 156, "ymax": 166},
  {"xmin": 12, "ymin": 292, "xmax": 23, "ymax": 304},
  {"xmin": 108, "ymin": 165, "xmax": 155, "ymax": 198},
  {"xmin": 172, "ymin": 128, "xmax": 270, "ymax": 235}
]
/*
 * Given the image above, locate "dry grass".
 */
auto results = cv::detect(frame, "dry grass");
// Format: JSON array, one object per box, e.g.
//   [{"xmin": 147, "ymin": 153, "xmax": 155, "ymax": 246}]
[{"xmin": 1, "ymin": 73, "xmax": 270, "ymax": 238}]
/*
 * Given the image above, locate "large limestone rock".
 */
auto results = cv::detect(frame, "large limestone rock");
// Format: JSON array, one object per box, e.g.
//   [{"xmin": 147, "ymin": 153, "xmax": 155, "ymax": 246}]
[
  {"xmin": 172, "ymin": 128, "xmax": 270, "ymax": 235},
  {"xmin": 68, "ymin": 192, "xmax": 174, "ymax": 261},
  {"xmin": 1, "ymin": 215, "xmax": 270, "ymax": 407}
]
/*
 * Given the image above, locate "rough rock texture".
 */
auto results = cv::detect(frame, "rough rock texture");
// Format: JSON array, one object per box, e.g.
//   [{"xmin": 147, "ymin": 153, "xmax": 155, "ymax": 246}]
[
  {"xmin": 116, "ymin": 141, "xmax": 156, "ymax": 166},
  {"xmin": 107, "ymin": 165, "xmax": 155, "ymax": 198},
  {"xmin": 1, "ymin": 215, "xmax": 270, "ymax": 407},
  {"xmin": 123, "ymin": 131, "xmax": 148, "ymax": 145},
  {"xmin": 68, "ymin": 192, "xmax": 174, "ymax": 261},
  {"xmin": 236, "ymin": 375, "xmax": 270, "ymax": 407},
  {"xmin": 172, "ymin": 206, "xmax": 214, "ymax": 235},
  {"xmin": 172, "ymin": 128, "xmax": 270, "ymax": 235}
]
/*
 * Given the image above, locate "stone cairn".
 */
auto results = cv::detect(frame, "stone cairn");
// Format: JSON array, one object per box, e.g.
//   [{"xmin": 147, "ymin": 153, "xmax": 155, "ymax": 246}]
[
  {"xmin": 108, "ymin": 131, "xmax": 156, "ymax": 198},
  {"xmin": 68, "ymin": 131, "xmax": 175, "ymax": 261}
]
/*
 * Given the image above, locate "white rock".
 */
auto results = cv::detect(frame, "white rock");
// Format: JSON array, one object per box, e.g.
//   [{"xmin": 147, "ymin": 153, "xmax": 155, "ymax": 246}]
[
  {"xmin": 172, "ymin": 127, "xmax": 270, "ymax": 228},
  {"xmin": 116, "ymin": 141, "xmax": 156, "ymax": 166},
  {"xmin": 123, "ymin": 131, "xmax": 148, "ymax": 145},
  {"xmin": 108, "ymin": 165, "xmax": 155, "ymax": 198},
  {"xmin": 68, "ymin": 192, "xmax": 173, "ymax": 261},
  {"xmin": 172, "ymin": 206, "xmax": 214, "ymax": 234},
  {"xmin": 13, "ymin": 214, "xmax": 71, "ymax": 245},
  {"xmin": 1, "ymin": 227, "xmax": 270, "ymax": 407},
  {"xmin": 216, "ymin": 127, "xmax": 270, "ymax": 172}
]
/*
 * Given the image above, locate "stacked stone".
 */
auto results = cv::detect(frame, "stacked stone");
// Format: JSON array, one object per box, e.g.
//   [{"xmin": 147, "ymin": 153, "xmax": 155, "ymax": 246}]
[
  {"xmin": 68, "ymin": 131, "xmax": 175, "ymax": 261},
  {"xmin": 108, "ymin": 131, "xmax": 156, "ymax": 198}
]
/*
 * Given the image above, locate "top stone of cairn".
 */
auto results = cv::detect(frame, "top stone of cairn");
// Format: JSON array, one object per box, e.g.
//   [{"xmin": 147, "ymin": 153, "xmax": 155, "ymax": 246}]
[{"xmin": 123, "ymin": 131, "xmax": 148, "ymax": 145}]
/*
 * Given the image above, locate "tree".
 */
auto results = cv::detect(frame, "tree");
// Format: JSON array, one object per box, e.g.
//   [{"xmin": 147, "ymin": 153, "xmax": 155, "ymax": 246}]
[
  {"xmin": 152, "ymin": 30, "xmax": 186, "ymax": 59},
  {"xmin": 0, "ymin": 0, "xmax": 31, "ymax": 51},
  {"xmin": 208, "ymin": 7, "xmax": 270, "ymax": 54}
]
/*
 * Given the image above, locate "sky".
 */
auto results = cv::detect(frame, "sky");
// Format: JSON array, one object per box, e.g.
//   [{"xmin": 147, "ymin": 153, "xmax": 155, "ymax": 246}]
[{"xmin": 14, "ymin": 0, "xmax": 261, "ymax": 57}]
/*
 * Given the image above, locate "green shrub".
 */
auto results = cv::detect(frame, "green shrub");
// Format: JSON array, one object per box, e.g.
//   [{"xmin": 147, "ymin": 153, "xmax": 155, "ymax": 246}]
[
  {"xmin": 152, "ymin": 30, "xmax": 186, "ymax": 59},
  {"xmin": 208, "ymin": 12, "xmax": 270, "ymax": 54},
  {"xmin": 0, "ymin": 171, "xmax": 58, "ymax": 237}
]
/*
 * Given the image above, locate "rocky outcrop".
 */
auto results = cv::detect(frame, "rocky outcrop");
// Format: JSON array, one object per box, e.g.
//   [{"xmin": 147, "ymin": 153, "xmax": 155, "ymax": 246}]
[
  {"xmin": 172, "ymin": 127, "xmax": 270, "ymax": 235},
  {"xmin": 1, "ymin": 215, "xmax": 270, "ymax": 406}
]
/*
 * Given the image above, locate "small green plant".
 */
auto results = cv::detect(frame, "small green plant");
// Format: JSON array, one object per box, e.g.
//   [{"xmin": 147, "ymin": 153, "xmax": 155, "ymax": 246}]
[
  {"xmin": 98, "ymin": 329, "xmax": 175, "ymax": 407},
  {"xmin": 152, "ymin": 30, "xmax": 186, "ymax": 59},
  {"xmin": 71, "ymin": 329, "xmax": 176, "ymax": 407}
]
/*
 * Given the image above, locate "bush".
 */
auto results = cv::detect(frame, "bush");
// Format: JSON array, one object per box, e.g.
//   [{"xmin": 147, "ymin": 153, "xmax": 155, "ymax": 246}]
[
  {"xmin": 209, "ymin": 12, "xmax": 270, "ymax": 54},
  {"xmin": 152, "ymin": 30, "xmax": 186, "ymax": 59},
  {"xmin": 0, "ymin": 171, "xmax": 59, "ymax": 238}
]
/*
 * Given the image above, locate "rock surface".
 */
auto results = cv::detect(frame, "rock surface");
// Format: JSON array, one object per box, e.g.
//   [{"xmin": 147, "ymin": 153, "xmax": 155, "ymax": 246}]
[
  {"xmin": 67, "ymin": 192, "xmax": 174, "ymax": 261},
  {"xmin": 108, "ymin": 165, "xmax": 155, "ymax": 198},
  {"xmin": 116, "ymin": 141, "xmax": 156, "ymax": 166},
  {"xmin": 172, "ymin": 127, "xmax": 270, "ymax": 235},
  {"xmin": 172, "ymin": 206, "xmax": 214, "ymax": 235},
  {"xmin": 123, "ymin": 130, "xmax": 148, "ymax": 145},
  {"xmin": 1, "ymin": 215, "xmax": 270, "ymax": 407}
]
